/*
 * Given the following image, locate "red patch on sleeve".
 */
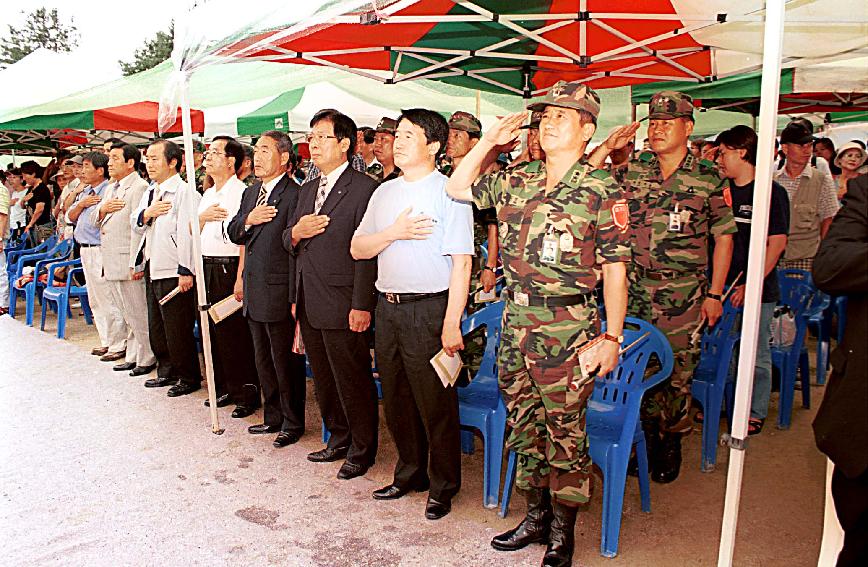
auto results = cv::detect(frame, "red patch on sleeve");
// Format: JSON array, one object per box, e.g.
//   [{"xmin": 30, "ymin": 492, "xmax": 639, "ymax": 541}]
[
  {"xmin": 723, "ymin": 186, "xmax": 732, "ymax": 207},
  {"xmin": 612, "ymin": 200, "xmax": 629, "ymax": 231}
]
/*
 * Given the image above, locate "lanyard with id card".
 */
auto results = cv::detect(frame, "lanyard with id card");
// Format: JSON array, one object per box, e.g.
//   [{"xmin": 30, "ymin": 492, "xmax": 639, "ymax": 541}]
[
  {"xmin": 541, "ymin": 226, "xmax": 561, "ymax": 264},
  {"xmin": 668, "ymin": 202, "xmax": 682, "ymax": 232}
]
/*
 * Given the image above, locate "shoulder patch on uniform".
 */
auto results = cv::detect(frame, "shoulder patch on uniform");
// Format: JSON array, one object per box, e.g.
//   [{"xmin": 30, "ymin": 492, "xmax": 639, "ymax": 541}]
[{"xmin": 611, "ymin": 199, "xmax": 629, "ymax": 232}]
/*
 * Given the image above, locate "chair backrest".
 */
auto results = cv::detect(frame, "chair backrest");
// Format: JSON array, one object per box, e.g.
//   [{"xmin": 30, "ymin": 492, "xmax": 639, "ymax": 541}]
[
  {"xmin": 778, "ymin": 268, "xmax": 813, "ymax": 287},
  {"xmin": 695, "ymin": 301, "xmax": 742, "ymax": 380},
  {"xmin": 777, "ymin": 275, "xmax": 816, "ymax": 355},
  {"xmin": 46, "ymin": 238, "xmax": 73, "ymax": 259},
  {"xmin": 459, "ymin": 301, "xmax": 505, "ymax": 385}
]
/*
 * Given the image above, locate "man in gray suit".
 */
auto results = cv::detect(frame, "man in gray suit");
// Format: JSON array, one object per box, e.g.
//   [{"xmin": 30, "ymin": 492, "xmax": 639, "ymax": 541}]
[{"xmin": 97, "ymin": 143, "xmax": 156, "ymax": 376}]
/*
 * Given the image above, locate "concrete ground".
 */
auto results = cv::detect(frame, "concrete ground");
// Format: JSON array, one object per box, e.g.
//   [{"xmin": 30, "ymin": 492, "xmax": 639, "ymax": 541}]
[{"xmin": 1, "ymin": 300, "xmax": 828, "ymax": 566}]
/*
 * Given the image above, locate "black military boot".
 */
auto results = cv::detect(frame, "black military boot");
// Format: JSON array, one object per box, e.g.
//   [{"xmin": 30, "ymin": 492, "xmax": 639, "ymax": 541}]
[
  {"xmin": 542, "ymin": 500, "xmax": 579, "ymax": 567},
  {"xmin": 652, "ymin": 431, "xmax": 683, "ymax": 484},
  {"xmin": 491, "ymin": 488, "xmax": 553, "ymax": 551},
  {"xmin": 628, "ymin": 419, "xmax": 660, "ymax": 477}
]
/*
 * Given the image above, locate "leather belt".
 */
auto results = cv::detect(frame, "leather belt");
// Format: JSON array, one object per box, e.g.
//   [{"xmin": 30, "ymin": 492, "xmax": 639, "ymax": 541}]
[
  {"xmin": 203, "ymin": 256, "xmax": 238, "ymax": 264},
  {"xmin": 632, "ymin": 263, "xmax": 689, "ymax": 281},
  {"xmin": 506, "ymin": 289, "xmax": 593, "ymax": 308},
  {"xmin": 381, "ymin": 290, "xmax": 448, "ymax": 304},
  {"xmin": 78, "ymin": 243, "xmax": 99, "ymax": 248}
]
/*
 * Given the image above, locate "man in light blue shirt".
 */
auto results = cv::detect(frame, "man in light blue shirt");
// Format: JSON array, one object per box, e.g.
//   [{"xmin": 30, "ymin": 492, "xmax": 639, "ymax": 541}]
[{"xmin": 352, "ymin": 108, "xmax": 473, "ymax": 521}]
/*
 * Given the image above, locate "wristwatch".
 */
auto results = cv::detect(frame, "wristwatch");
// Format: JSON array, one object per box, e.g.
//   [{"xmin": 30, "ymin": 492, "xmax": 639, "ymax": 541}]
[
  {"xmin": 601, "ymin": 332, "xmax": 624, "ymax": 345},
  {"xmin": 706, "ymin": 292, "xmax": 723, "ymax": 301},
  {"xmin": 481, "ymin": 266, "xmax": 497, "ymax": 274}
]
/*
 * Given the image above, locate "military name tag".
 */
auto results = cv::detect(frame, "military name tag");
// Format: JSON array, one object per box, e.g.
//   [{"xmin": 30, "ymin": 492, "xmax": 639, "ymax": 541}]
[
  {"xmin": 668, "ymin": 212, "xmax": 682, "ymax": 232},
  {"xmin": 559, "ymin": 232, "xmax": 574, "ymax": 253},
  {"xmin": 541, "ymin": 233, "xmax": 560, "ymax": 264}
]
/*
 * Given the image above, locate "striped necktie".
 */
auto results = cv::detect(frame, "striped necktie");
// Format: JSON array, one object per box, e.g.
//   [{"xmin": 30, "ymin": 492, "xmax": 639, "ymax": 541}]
[
  {"xmin": 313, "ymin": 175, "xmax": 329, "ymax": 214},
  {"xmin": 256, "ymin": 182, "xmax": 268, "ymax": 207}
]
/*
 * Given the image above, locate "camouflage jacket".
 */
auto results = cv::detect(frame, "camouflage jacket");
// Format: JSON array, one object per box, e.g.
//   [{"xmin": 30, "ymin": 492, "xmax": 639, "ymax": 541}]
[
  {"xmin": 624, "ymin": 151, "xmax": 736, "ymax": 272},
  {"xmin": 472, "ymin": 158, "xmax": 632, "ymax": 296}
]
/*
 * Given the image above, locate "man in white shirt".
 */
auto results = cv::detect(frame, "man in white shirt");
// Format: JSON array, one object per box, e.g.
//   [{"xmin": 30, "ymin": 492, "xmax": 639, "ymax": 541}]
[
  {"xmin": 132, "ymin": 140, "xmax": 202, "ymax": 397},
  {"xmin": 197, "ymin": 136, "xmax": 259, "ymax": 418},
  {"xmin": 97, "ymin": 143, "xmax": 155, "ymax": 376}
]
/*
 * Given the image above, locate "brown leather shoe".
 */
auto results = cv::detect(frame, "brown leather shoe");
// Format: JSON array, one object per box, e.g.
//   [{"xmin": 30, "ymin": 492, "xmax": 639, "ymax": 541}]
[
  {"xmin": 91, "ymin": 346, "xmax": 109, "ymax": 356},
  {"xmin": 100, "ymin": 350, "xmax": 127, "ymax": 362}
]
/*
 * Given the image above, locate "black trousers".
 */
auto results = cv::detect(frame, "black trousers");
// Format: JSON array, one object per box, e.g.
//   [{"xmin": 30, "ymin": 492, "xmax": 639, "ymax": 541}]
[
  {"xmin": 833, "ymin": 466, "xmax": 868, "ymax": 566},
  {"xmin": 203, "ymin": 259, "xmax": 259, "ymax": 406},
  {"xmin": 145, "ymin": 269, "xmax": 201, "ymax": 386},
  {"xmin": 248, "ymin": 316, "xmax": 306, "ymax": 435},
  {"xmin": 299, "ymin": 288, "xmax": 378, "ymax": 466},
  {"xmin": 375, "ymin": 294, "xmax": 460, "ymax": 502}
]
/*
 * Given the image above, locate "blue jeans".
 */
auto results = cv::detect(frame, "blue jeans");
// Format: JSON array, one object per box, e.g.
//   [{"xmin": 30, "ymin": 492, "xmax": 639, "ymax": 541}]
[{"xmin": 728, "ymin": 302, "xmax": 776, "ymax": 420}]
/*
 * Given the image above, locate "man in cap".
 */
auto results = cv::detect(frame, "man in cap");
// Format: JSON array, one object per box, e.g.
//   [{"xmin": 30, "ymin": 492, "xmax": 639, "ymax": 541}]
[
  {"xmin": 371, "ymin": 117, "xmax": 401, "ymax": 182},
  {"xmin": 509, "ymin": 111, "xmax": 546, "ymax": 168},
  {"xmin": 447, "ymin": 80, "xmax": 630, "ymax": 566},
  {"xmin": 773, "ymin": 122, "xmax": 839, "ymax": 271},
  {"xmin": 591, "ymin": 91, "xmax": 736, "ymax": 484}
]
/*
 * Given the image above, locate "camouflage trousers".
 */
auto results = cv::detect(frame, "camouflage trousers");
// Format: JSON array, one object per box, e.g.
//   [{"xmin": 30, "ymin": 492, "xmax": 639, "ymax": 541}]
[
  {"xmin": 628, "ymin": 269, "xmax": 704, "ymax": 434},
  {"xmin": 499, "ymin": 300, "xmax": 599, "ymax": 505}
]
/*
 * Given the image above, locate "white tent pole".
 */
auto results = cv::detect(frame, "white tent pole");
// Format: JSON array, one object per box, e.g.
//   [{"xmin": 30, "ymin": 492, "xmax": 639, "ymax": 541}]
[
  {"xmin": 180, "ymin": 76, "xmax": 224, "ymax": 435},
  {"xmin": 717, "ymin": 0, "xmax": 785, "ymax": 565}
]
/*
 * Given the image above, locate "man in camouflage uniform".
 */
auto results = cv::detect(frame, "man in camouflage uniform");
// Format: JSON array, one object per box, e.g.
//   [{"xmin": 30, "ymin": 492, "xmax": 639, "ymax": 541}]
[
  {"xmin": 370, "ymin": 117, "xmax": 401, "ymax": 183},
  {"xmin": 591, "ymin": 91, "xmax": 736, "ymax": 484},
  {"xmin": 447, "ymin": 81, "xmax": 630, "ymax": 567},
  {"xmin": 509, "ymin": 111, "xmax": 546, "ymax": 168}
]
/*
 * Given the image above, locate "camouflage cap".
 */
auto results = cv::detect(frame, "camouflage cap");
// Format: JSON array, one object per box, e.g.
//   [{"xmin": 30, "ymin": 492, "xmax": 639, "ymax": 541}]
[
  {"xmin": 192, "ymin": 140, "xmax": 206, "ymax": 153},
  {"xmin": 519, "ymin": 110, "xmax": 542, "ymax": 130},
  {"xmin": 527, "ymin": 80, "xmax": 601, "ymax": 119},
  {"xmin": 375, "ymin": 117, "xmax": 398, "ymax": 134},
  {"xmin": 647, "ymin": 91, "xmax": 694, "ymax": 121},
  {"xmin": 448, "ymin": 111, "xmax": 482, "ymax": 134}
]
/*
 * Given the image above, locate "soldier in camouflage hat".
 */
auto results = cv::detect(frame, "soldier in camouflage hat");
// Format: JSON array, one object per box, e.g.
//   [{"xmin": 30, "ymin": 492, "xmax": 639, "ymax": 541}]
[
  {"xmin": 590, "ymin": 91, "xmax": 736, "ymax": 484},
  {"xmin": 446, "ymin": 80, "xmax": 630, "ymax": 567},
  {"xmin": 510, "ymin": 111, "xmax": 546, "ymax": 167},
  {"xmin": 369, "ymin": 117, "xmax": 401, "ymax": 183}
]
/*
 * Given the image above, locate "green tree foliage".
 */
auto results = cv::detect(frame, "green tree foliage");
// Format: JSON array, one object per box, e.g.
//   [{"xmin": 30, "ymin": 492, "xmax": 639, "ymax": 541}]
[
  {"xmin": 119, "ymin": 23, "xmax": 174, "ymax": 76},
  {"xmin": 0, "ymin": 8, "xmax": 79, "ymax": 69}
]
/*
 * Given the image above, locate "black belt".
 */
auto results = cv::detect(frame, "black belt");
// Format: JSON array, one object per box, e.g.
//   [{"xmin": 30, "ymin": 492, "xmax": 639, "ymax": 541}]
[
  {"xmin": 78, "ymin": 243, "xmax": 99, "ymax": 248},
  {"xmin": 632, "ymin": 263, "xmax": 691, "ymax": 281},
  {"xmin": 203, "ymin": 256, "xmax": 238, "ymax": 265},
  {"xmin": 380, "ymin": 290, "xmax": 448, "ymax": 304},
  {"xmin": 506, "ymin": 289, "xmax": 593, "ymax": 308}
]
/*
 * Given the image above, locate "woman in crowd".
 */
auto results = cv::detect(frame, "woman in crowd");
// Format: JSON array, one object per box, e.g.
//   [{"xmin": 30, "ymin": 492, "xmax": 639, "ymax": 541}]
[{"xmin": 833, "ymin": 141, "xmax": 867, "ymax": 200}]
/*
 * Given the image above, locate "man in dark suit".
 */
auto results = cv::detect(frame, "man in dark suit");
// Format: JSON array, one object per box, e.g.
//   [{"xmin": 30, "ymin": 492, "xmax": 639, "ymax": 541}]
[
  {"xmin": 813, "ymin": 173, "xmax": 868, "ymax": 567},
  {"xmin": 228, "ymin": 130, "xmax": 306, "ymax": 448},
  {"xmin": 284, "ymin": 109, "xmax": 380, "ymax": 480}
]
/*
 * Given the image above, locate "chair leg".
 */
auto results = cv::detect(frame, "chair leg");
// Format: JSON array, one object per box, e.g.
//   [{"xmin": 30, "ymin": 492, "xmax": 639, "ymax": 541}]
[
  {"xmin": 600, "ymin": 454, "xmax": 628, "ymax": 558},
  {"xmin": 799, "ymin": 351, "xmax": 811, "ymax": 409},
  {"xmin": 499, "ymin": 450, "xmax": 517, "ymax": 519},
  {"xmin": 25, "ymin": 284, "xmax": 35, "ymax": 326},
  {"xmin": 777, "ymin": 354, "xmax": 794, "ymax": 430},
  {"xmin": 461, "ymin": 429, "xmax": 475, "ymax": 455},
  {"xmin": 484, "ymin": 418, "xmax": 505, "ymax": 509},
  {"xmin": 81, "ymin": 296, "xmax": 93, "ymax": 325},
  {"xmin": 40, "ymin": 298, "xmax": 48, "ymax": 331},
  {"xmin": 57, "ymin": 297, "xmax": 68, "ymax": 339},
  {"xmin": 635, "ymin": 437, "xmax": 651, "ymax": 512},
  {"xmin": 701, "ymin": 387, "xmax": 724, "ymax": 473},
  {"xmin": 816, "ymin": 339, "xmax": 828, "ymax": 386},
  {"xmin": 321, "ymin": 420, "xmax": 330, "ymax": 445}
]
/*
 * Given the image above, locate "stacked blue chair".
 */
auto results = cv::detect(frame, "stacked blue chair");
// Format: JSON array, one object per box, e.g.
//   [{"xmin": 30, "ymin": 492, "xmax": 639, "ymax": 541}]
[
  {"xmin": 500, "ymin": 318, "xmax": 674, "ymax": 557},
  {"xmin": 457, "ymin": 301, "xmax": 506, "ymax": 508},
  {"xmin": 9, "ymin": 237, "xmax": 69, "ymax": 324},
  {"xmin": 773, "ymin": 274, "xmax": 815, "ymax": 429},
  {"xmin": 40, "ymin": 259, "xmax": 93, "ymax": 338},
  {"xmin": 6, "ymin": 236, "xmax": 54, "ymax": 296},
  {"xmin": 690, "ymin": 302, "xmax": 742, "ymax": 472}
]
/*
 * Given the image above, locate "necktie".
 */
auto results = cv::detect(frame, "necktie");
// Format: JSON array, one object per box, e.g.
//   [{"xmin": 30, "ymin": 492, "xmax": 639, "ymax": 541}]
[
  {"xmin": 313, "ymin": 176, "xmax": 329, "ymax": 214},
  {"xmin": 256, "ymin": 182, "xmax": 268, "ymax": 207}
]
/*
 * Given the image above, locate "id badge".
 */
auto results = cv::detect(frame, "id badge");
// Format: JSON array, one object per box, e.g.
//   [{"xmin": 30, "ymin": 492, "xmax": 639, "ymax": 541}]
[
  {"xmin": 541, "ymin": 228, "xmax": 560, "ymax": 264},
  {"xmin": 668, "ymin": 203, "xmax": 682, "ymax": 232}
]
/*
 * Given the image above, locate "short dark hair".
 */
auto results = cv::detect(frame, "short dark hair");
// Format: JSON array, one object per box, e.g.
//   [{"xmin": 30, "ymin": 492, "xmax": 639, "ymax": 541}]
[
  {"xmin": 242, "ymin": 143, "xmax": 254, "ymax": 161},
  {"xmin": 104, "ymin": 137, "xmax": 123, "ymax": 147},
  {"xmin": 310, "ymin": 109, "xmax": 357, "ymax": 158},
  {"xmin": 150, "ymin": 139, "xmax": 183, "ymax": 172},
  {"xmin": 814, "ymin": 138, "xmax": 835, "ymax": 153},
  {"xmin": 716, "ymin": 125, "xmax": 758, "ymax": 166},
  {"xmin": 111, "ymin": 142, "xmax": 142, "ymax": 170},
  {"xmin": 359, "ymin": 126, "xmax": 375, "ymax": 144},
  {"xmin": 398, "ymin": 108, "xmax": 449, "ymax": 158},
  {"xmin": 259, "ymin": 130, "xmax": 293, "ymax": 166},
  {"xmin": 19, "ymin": 160, "xmax": 44, "ymax": 178},
  {"xmin": 84, "ymin": 151, "xmax": 110, "ymax": 179},
  {"xmin": 8, "ymin": 167, "xmax": 21, "ymax": 176},
  {"xmin": 212, "ymin": 135, "xmax": 245, "ymax": 174}
]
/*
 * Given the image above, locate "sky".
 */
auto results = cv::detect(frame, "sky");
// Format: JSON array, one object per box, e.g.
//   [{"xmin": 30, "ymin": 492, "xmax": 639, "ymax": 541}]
[{"xmin": 3, "ymin": 0, "xmax": 182, "ymax": 74}]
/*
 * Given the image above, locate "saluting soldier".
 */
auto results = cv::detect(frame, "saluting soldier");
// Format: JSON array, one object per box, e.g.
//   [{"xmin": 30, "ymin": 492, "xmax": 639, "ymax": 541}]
[
  {"xmin": 590, "ymin": 91, "xmax": 736, "ymax": 484},
  {"xmin": 447, "ymin": 80, "xmax": 630, "ymax": 567}
]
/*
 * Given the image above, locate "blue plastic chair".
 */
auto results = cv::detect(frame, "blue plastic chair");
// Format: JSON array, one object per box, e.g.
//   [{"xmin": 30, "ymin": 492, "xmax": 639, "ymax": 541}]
[
  {"xmin": 457, "ymin": 301, "xmax": 506, "ymax": 509},
  {"xmin": 500, "ymin": 318, "xmax": 674, "ymax": 558},
  {"xmin": 6, "ymin": 236, "xmax": 54, "ymax": 290},
  {"xmin": 40, "ymin": 260, "xmax": 93, "ymax": 338},
  {"xmin": 773, "ymin": 275, "xmax": 815, "ymax": 429},
  {"xmin": 9, "ymin": 238, "xmax": 71, "ymax": 324},
  {"xmin": 690, "ymin": 302, "xmax": 742, "ymax": 472}
]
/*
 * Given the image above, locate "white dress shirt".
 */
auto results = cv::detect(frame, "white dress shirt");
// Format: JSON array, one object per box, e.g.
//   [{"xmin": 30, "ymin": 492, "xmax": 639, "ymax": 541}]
[
  {"xmin": 198, "ymin": 175, "xmax": 246, "ymax": 257},
  {"xmin": 315, "ymin": 161, "xmax": 349, "ymax": 212}
]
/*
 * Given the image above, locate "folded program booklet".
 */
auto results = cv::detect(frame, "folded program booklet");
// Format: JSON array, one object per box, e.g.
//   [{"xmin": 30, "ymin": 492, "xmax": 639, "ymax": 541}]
[
  {"xmin": 430, "ymin": 348, "xmax": 464, "ymax": 388},
  {"xmin": 208, "ymin": 294, "xmax": 243, "ymax": 324}
]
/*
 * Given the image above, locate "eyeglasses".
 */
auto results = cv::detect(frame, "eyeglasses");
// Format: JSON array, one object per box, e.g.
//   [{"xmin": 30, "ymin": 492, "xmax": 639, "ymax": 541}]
[
  {"xmin": 203, "ymin": 150, "xmax": 226, "ymax": 158},
  {"xmin": 305, "ymin": 133, "xmax": 339, "ymax": 144}
]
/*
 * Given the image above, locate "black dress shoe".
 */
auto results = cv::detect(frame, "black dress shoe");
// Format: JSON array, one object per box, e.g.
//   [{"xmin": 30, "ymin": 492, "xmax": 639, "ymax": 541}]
[
  {"xmin": 130, "ymin": 364, "xmax": 157, "ymax": 377},
  {"xmin": 100, "ymin": 350, "xmax": 127, "ymax": 362},
  {"xmin": 144, "ymin": 376, "xmax": 177, "ymax": 388},
  {"xmin": 425, "ymin": 497, "xmax": 452, "ymax": 520},
  {"xmin": 113, "ymin": 362, "xmax": 136, "ymax": 372},
  {"xmin": 273, "ymin": 431, "xmax": 301, "ymax": 448},
  {"xmin": 307, "ymin": 446, "xmax": 349, "ymax": 463},
  {"xmin": 372, "ymin": 480, "xmax": 429, "ymax": 501},
  {"xmin": 231, "ymin": 405, "xmax": 257, "ymax": 419},
  {"xmin": 248, "ymin": 423, "xmax": 280, "ymax": 434},
  {"xmin": 91, "ymin": 346, "xmax": 108, "ymax": 356},
  {"xmin": 167, "ymin": 382, "xmax": 200, "ymax": 397},
  {"xmin": 337, "ymin": 461, "xmax": 369, "ymax": 480},
  {"xmin": 203, "ymin": 393, "xmax": 231, "ymax": 408}
]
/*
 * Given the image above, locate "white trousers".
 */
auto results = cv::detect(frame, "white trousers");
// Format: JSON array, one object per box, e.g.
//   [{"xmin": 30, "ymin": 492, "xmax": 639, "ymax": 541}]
[
  {"xmin": 107, "ymin": 277, "xmax": 155, "ymax": 366},
  {"xmin": 79, "ymin": 246, "xmax": 127, "ymax": 352}
]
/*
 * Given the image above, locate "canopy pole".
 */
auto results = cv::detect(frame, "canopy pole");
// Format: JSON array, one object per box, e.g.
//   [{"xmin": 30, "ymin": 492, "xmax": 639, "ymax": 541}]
[
  {"xmin": 717, "ymin": 1, "xmax": 785, "ymax": 565},
  {"xmin": 475, "ymin": 89, "xmax": 481, "ymax": 118},
  {"xmin": 180, "ymin": 76, "xmax": 224, "ymax": 436}
]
